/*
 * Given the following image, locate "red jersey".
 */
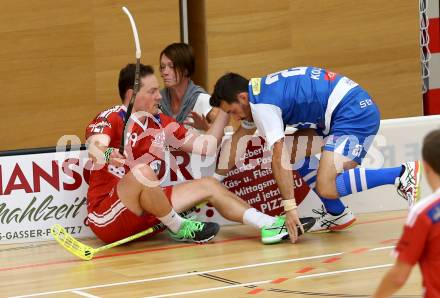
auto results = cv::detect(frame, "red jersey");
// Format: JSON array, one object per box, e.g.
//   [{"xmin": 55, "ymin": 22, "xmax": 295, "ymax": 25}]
[
  {"xmin": 85, "ymin": 105, "xmax": 187, "ymax": 210},
  {"xmin": 395, "ymin": 188, "xmax": 440, "ymax": 298}
]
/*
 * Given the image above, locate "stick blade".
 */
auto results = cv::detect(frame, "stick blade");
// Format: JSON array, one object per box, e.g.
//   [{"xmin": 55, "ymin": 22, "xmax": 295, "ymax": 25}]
[{"xmin": 50, "ymin": 224, "xmax": 94, "ymax": 261}]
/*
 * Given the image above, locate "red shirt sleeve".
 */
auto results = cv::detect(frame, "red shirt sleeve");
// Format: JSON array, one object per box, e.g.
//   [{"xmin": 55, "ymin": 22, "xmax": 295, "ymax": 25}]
[
  {"xmin": 395, "ymin": 213, "xmax": 431, "ymax": 266},
  {"xmin": 85, "ymin": 111, "xmax": 122, "ymax": 142},
  {"xmin": 160, "ymin": 114, "xmax": 188, "ymax": 149}
]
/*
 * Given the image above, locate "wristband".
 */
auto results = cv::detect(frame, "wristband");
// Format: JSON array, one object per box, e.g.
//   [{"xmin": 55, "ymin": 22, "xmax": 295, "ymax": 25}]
[
  {"xmin": 281, "ymin": 199, "xmax": 297, "ymax": 212},
  {"xmin": 104, "ymin": 147, "xmax": 114, "ymax": 164},
  {"xmin": 213, "ymin": 172, "xmax": 227, "ymax": 182},
  {"xmin": 241, "ymin": 119, "xmax": 256, "ymax": 130}
]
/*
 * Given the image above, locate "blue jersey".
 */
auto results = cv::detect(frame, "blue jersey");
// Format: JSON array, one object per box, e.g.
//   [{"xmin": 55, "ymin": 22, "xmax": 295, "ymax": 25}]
[{"xmin": 248, "ymin": 66, "xmax": 363, "ymax": 149}]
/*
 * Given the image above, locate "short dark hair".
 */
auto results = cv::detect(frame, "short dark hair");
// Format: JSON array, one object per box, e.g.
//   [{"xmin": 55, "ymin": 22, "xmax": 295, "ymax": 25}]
[
  {"xmin": 160, "ymin": 42, "xmax": 195, "ymax": 78},
  {"xmin": 210, "ymin": 72, "xmax": 249, "ymax": 107},
  {"xmin": 422, "ymin": 128, "xmax": 440, "ymax": 175},
  {"xmin": 118, "ymin": 63, "xmax": 154, "ymax": 101}
]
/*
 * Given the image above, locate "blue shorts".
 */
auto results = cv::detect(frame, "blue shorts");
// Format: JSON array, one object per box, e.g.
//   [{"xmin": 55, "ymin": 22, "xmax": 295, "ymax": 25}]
[{"xmin": 319, "ymin": 88, "xmax": 380, "ymax": 164}]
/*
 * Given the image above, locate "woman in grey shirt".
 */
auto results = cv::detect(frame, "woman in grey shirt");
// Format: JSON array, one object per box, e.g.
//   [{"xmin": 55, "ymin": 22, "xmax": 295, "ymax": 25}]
[{"xmin": 159, "ymin": 42, "xmax": 218, "ymax": 131}]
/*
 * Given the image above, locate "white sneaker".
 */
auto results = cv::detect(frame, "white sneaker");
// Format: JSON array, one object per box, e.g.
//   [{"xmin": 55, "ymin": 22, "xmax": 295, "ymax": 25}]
[
  {"xmin": 309, "ymin": 205, "xmax": 356, "ymax": 233},
  {"xmin": 396, "ymin": 161, "xmax": 422, "ymax": 208}
]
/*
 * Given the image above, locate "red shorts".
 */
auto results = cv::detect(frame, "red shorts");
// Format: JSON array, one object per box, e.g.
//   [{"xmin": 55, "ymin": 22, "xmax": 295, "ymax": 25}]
[{"xmin": 87, "ymin": 185, "xmax": 174, "ymax": 244}]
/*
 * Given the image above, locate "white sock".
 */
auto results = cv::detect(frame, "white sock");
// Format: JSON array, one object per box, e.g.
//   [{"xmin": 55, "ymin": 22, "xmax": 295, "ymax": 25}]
[
  {"xmin": 158, "ymin": 209, "xmax": 184, "ymax": 233},
  {"xmin": 243, "ymin": 208, "xmax": 276, "ymax": 229}
]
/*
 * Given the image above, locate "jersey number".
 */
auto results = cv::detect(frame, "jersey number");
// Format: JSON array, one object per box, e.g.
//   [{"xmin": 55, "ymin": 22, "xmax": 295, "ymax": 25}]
[{"xmin": 265, "ymin": 67, "xmax": 307, "ymax": 85}]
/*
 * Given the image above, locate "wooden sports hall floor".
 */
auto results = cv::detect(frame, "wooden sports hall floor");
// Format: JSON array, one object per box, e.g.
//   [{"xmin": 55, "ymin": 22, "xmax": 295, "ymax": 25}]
[{"xmin": 0, "ymin": 210, "xmax": 423, "ymax": 298}]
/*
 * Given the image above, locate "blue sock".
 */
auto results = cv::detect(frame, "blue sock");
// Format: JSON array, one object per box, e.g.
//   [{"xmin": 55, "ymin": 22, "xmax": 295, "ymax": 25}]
[
  {"xmin": 320, "ymin": 197, "xmax": 346, "ymax": 215},
  {"xmin": 335, "ymin": 166, "xmax": 403, "ymax": 197},
  {"xmin": 295, "ymin": 157, "xmax": 346, "ymax": 215}
]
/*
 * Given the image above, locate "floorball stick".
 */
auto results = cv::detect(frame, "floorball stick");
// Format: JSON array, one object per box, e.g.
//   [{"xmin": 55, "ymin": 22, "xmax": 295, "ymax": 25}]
[
  {"xmin": 119, "ymin": 6, "xmax": 142, "ymax": 155},
  {"xmin": 51, "ymin": 206, "xmax": 199, "ymax": 261}
]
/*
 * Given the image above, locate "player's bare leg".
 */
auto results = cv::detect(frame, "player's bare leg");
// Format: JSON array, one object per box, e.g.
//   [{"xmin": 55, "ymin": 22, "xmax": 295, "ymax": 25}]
[
  {"xmin": 310, "ymin": 149, "xmax": 421, "ymax": 232},
  {"xmin": 316, "ymin": 150, "xmax": 358, "ymax": 199},
  {"xmin": 171, "ymin": 176, "xmax": 257, "ymax": 223},
  {"xmin": 171, "ymin": 176, "xmax": 317, "ymax": 244},
  {"xmin": 117, "ymin": 164, "xmax": 173, "ymax": 217},
  {"xmin": 285, "ymin": 128, "xmax": 323, "ymax": 165},
  {"xmin": 117, "ymin": 164, "xmax": 220, "ymax": 243},
  {"xmin": 297, "ymin": 150, "xmax": 357, "ymax": 232},
  {"xmin": 319, "ymin": 150, "xmax": 421, "ymax": 207}
]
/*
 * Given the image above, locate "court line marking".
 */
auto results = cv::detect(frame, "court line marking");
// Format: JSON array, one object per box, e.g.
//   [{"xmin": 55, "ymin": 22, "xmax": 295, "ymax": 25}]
[
  {"xmin": 71, "ymin": 290, "xmax": 100, "ymax": 298},
  {"xmin": 370, "ymin": 245, "xmax": 395, "ymax": 251},
  {"xmin": 239, "ymin": 244, "xmax": 396, "ymax": 295},
  {"xmin": 147, "ymin": 280, "xmax": 273, "ymax": 298},
  {"xmin": 296, "ymin": 266, "xmax": 314, "ymax": 273},
  {"xmin": 10, "ymin": 245, "xmax": 396, "ymax": 298},
  {"xmin": 295, "ymin": 264, "xmax": 393, "ymax": 279},
  {"xmin": 322, "ymin": 256, "xmax": 341, "ymax": 263},
  {"xmin": 9, "ymin": 252, "xmax": 343, "ymax": 298},
  {"xmin": 355, "ymin": 216, "xmax": 405, "ymax": 225},
  {"xmin": 0, "ymin": 236, "xmax": 258, "ymax": 272},
  {"xmin": 350, "ymin": 247, "xmax": 369, "ymax": 254},
  {"xmin": 252, "ymin": 246, "xmax": 395, "ymax": 295},
  {"xmin": 143, "ymin": 264, "xmax": 394, "ymax": 298},
  {"xmin": 380, "ymin": 238, "xmax": 399, "ymax": 244},
  {"xmin": 0, "ymin": 214, "xmax": 404, "ymax": 273},
  {"xmin": 247, "ymin": 288, "xmax": 264, "ymax": 295},
  {"xmin": 271, "ymin": 277, "xmax": 289, "ymax": 284}
]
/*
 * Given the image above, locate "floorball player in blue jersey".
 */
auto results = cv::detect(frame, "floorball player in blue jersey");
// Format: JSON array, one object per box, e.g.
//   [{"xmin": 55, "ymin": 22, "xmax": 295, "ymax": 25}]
[{"xmin": 210, "ymin": 66, "xmax": 421, "ymax": 244}]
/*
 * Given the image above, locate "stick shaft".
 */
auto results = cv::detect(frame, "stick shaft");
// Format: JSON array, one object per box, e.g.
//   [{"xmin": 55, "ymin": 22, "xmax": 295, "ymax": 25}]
[
  {"xmin": 93, "ymin": 206, "xmax": 199, "ymax": 254},
  {"xmin": 119, "ymin": 57, "xmax": 140, "ymax": 154},
  {"xmin": 119, "ymin": 7, "xmax": 141, "ymax": 154},
  {"xmin": 94, "ymin": 226, "xmax": 156, "ymax": 253},
  {"xmin": 122, "ymin": 7, "xmax": 141, "ymax": 59}
]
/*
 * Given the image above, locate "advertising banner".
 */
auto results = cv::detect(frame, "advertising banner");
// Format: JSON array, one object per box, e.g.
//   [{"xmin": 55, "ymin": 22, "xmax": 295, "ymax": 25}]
[
  {"xmin": 192, "ymin": 137, "xmax": 316, "ymax": 223},
  {"xmin": 0, "ymin": 150, "xmax": 93, "ymax": 243},
  {"xmin": 1, "ymin": 115, "xmax": 440, "ymax": 243}
]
